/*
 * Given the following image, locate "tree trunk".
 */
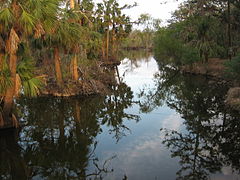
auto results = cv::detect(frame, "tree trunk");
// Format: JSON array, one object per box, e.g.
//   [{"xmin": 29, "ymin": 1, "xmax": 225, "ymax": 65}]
[
  {"xmin": 3, "ymin": 54, "xmax": 17, "ymax": 127},
  {"xmin": 70, "ymin": 0, "xmax": 75, "ymax": 9},
  {"xmin": 204, "ymin": 52, "xmax": 208, "ymax": 63},
  {"xmin": 0, "ymin": 130, "xmax": 28, "ymax": 179},
  {"xmin": 112, "ymin": 24, "xmax": 116, "ymax": 57},
  {"xmin": 193, "ymin": 135, "xmax": 199, "ymax": 176},
  {"xmin": 74, "ymin": 100, "xmax": 81, "ymax": 141},
  {"xmin": 74, "ymin": 101, "xmax": 81, "ymax": 124},
  {"xmin": 102, "ymin": 41, "xmax": 106, "ymax": 60},
  {"xmin": 59, "ymin": 103, "xmax": 66, "ymax": 146},
  {"xmin": 54, "ymin": 47, "xmax": 63, "ymax": 86},
  {"xmin": 115, "ymin": 66, "xmax": 121, "ymax": 83},
  {"xmin": 2, "ymin": 27, "xmax": 20, "ymax": 128},
  {"xmin": 0, "ymin": 53, "xmax": 3, "ymax": 99},
  {"xmin": 227, "ymin": 0, "xmax": 232, "ymax": 60},
  {"xmin": 106, "ymin": 28, "xmax": 110, "ymax": 61},
  {"xmin": 0, "ymin": 53, "xmax": 3, "ymax": 70},
  {"xmin": 71, "ymin": 55, "xmax": 79, "ymax": 81}
]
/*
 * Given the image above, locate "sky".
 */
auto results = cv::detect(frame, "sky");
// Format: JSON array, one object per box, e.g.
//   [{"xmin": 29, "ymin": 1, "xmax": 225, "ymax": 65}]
[
  {"xmin": 121, "ymin": 0, "xmax": 183, "ymax": 23},
  {"xmin": 95, "ymin": 0, "xmax": 184, "ymax": 25}
]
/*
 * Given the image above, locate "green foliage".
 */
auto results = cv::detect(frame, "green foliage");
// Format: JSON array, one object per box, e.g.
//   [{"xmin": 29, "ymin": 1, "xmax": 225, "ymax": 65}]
[
  {"xmin": 22, "ymin": 76, "xmax": 44, "ymax": 97},
  {"xmin": 138, "ymin": 13, "xmax": 161, "ymax": 31},
  {"xmin": 0, "ymin": 0, "xmax": 135, "ymax": 99},
  {"xmin": 154, "ymin": 28, "xmax": 182, "ymax": 62},
  {"xmin": 182, "ymin": 46, "xmax": 200, "ymax": 64},
  {"xmin": 17, "ymin": 43, "xmax": 44, "ymax": 97},
  {"xmin": 0, "ymin": 8, "xmax": 14, "ymax": 30},
  {"xmin": 0, "ymin": 56, "xmax": 12, "ymax": 95},
  {"xmin": 0, "ymin": 47, "xmax": 44, "ymax": 97},
  {"xmin": 122, "ymin": 14, "xmax": 161, "ymax": 49},
  {"xmin": 154, "ymin": 0, "xmax": 240, "ymax": 66},
  {"xmin": 17, "ymin": 57, "xmax": 44, "ymax": 97},
  {"xmin": 154, "ymin": 28, "xmax": 200, "ymax": 66},
  {"xmin": 95, "ymin": 0, "xmax": 135, "ymax": 57},
  {"xmin": 225, "ymin": 54, "xmax": 240, "ymax": 79},
  {"xmin": 19, "ymin": 9, "xmax": 36, "ymax": 35},
  {"xmin": 86, "ymin": 31, "xmax": 102, "ymax": 59},
  {"xmin": 122, "ymin": 30, "xmax": 154, "ymax": 49}
]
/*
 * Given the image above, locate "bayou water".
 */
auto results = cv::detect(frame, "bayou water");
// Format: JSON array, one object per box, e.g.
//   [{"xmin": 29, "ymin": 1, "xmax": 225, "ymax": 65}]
[{"xmin": 1, "ymin": 52, "xmax": 240, "ymax": 180}]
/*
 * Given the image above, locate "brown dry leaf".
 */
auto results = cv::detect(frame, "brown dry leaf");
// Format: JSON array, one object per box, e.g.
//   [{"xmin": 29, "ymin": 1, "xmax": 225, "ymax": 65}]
[
  {"xmin": 14, "ymin": 73, "xmax": 21, "ymax": 97},
  {"xmin": 6, "ymin": 28, "xmax": 20, "ymax": 54},
  {"xmin": 0, "ymin": 53, "xmax": 3, "ymax": 70},
  {"xmin": 34, "ymin": 23, "xmax": 45, "ymax": 38},
  {"xmin": 0, "ymin": 112, "xmax": 4, "ymax": 127},
  {"xmin": 12, "ymin": 113, "xmax": 19, "ymax": 128}
]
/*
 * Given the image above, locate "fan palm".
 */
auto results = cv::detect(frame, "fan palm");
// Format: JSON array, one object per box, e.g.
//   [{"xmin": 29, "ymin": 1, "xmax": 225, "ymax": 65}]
[
  {"xmin": 45, "ymin": 9, "xmax": 82, "ymax": 85},
  {"xmin": 0, "ymin": 0, "xmax": 59, "ymax": 126}
]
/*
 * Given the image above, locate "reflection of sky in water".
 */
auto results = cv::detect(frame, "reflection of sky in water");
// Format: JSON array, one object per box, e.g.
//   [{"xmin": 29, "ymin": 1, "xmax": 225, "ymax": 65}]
[
  {"xmin": 118, "ymin": 57, "xmax": 159, "ymax": 98},
  {"xmin": 92, "ymin": 56, "xmax": 240, "ymax": 180},
  {"xmin": 211, "ymin": 166, "xmax": 240, "ymax": 180},
  {"xmin": 94, "ymin": 56, "xmax": 185, "ymax": 179},
  {"xmin": 13, "ymin": 55, "xmax": 239, "ymax": 179},
  {"xmin": 99, "ymin": 111, "xmax": 183, "ymax": 180}
]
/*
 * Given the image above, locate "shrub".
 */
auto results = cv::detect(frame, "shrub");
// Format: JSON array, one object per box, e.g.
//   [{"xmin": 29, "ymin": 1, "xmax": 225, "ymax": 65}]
[
  {"xmin": 225, "ymin": 54, "xmax": 240, "ymax": 79},
  {"xmin": 154, "ymin": 28, "xmax": 200, "ymax": 66}
]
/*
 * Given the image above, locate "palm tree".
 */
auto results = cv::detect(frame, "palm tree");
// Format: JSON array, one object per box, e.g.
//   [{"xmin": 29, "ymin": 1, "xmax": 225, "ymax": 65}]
[
  {"xmin": 96, "ymin": 0, "xmax": 134, "ymax": 61},
  {"xmin": 68, "ymin": 0, "xmax": 80, "ymax": 82},
  {"xmin": 45, "ymin": 9, "xmax": 82, "ymax": 85},
  {"xmin": 0, "ymin": 0, "xmax": 59, "ymax": 127}
]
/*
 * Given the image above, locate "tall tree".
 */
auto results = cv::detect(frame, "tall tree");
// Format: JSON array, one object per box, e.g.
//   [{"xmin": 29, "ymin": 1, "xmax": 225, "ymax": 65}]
[
  {"xmin": 96, "ymin": 0, "xmax": 134, "ymax": 61},
  {"xmin": 0, "ymin": 0, "xmax": 59, "ymax": 127}
]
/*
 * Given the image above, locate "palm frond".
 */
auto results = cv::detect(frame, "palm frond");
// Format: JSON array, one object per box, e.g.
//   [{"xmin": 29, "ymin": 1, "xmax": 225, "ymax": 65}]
[
  {"xmin": 0, "ymin": 8, "xmax": 14, "ymax": 31},
  {"xmin": 17, "ymin": 55, "xmax": 44, "ymax": 97},
  {"xmin": 19, "ymin": 8, "xmax": 36, "ymax": 35},
  {"xmin": 22, "ymin": 75, "xmax": 45, "ymax": 97},
  {"xmin": 0, "ymin": 55, "xmax": 12, "ymax": 95}
]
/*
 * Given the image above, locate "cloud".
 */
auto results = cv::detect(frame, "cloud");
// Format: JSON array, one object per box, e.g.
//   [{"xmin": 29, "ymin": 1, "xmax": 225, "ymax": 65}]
[{"xmin": 102, "ymin": 113, "xmax": 183, "ymax": 179}]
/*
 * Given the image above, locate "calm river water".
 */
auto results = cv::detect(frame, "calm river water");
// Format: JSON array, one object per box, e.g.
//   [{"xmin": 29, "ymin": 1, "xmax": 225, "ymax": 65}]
[{"xmin": 1, "ymin": 52, "xmax": 240, "ymax": 180}]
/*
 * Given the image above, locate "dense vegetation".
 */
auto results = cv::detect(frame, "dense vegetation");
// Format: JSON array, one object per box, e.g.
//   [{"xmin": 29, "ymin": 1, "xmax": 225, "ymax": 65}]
[
  {"xmin": 121, "ymin": 13, "xmax": 161, "ymax": 50},
  {"xmin": 0, "ymin": 0, "xmax": 139, "ymax": 128},
  {"xmin": 154, "ymin": 0, "xmax": 240, "ymax": 66}
]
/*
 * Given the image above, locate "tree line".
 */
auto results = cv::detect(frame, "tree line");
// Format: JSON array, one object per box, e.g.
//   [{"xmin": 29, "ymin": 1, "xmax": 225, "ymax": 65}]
[
  {"xmin": 154, "ymin": 0, "xmax": 240, "ymax": 66},
  {"xmin": 0, "ymin": 0, "xmax": 137, "ymax": 128}
]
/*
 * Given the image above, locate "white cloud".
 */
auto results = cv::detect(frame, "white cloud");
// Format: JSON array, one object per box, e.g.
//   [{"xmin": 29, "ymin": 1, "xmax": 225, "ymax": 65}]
[
  {"xmin": 94, "ymin": 0, "xmax": 184, "ymax": 24},
  {"xmin": 101, "ymin": 113, "xmax": 183, "ymax": 179}
]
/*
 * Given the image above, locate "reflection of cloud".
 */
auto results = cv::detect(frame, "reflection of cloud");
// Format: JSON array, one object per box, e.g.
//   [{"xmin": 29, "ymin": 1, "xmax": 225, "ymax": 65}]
[
  {"xmin": 221, "ymin": 166, "xmax": 233, "ymax": 175},
  {"xmin": 119, "ymin": 57, "xmax": 159, "ymax": 78},
  {"xmin": 103, "ymin": 113, "xmax": 183, "ymax": 180},
  {"xmin": 162, "ymin": 113, "xmax": 183, "ymax": 131},
  {"xmin": 118, "ymin": 57, "xmax": 160, "ymax": 94},
  {"xmin": 105, "ymin": 135, "xmax": 177, "ymax": 180},
  {"xmin": 210, "ymin": 167, "xmax": 240, "ymax": 180}
]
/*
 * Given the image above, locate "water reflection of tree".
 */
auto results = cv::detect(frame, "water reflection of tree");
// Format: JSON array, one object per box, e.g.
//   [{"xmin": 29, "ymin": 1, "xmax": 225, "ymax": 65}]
[
  {"xmin": 0, "ymin": 130, "xmax": 28, "ymax": 180},
  {"xmin": 15, "ymin": 97, "xmax": 108, "ymax": 179},
  {"xmin": 139, "ymin": 65, "xmax": 240, "ymax": 179},
  {"xmin": 138, "ymin": 66, "xmax": 178, "ymax": 112},
  {"xmin": 0, "ymin": 82, "xmax": 138, "ymax": 179},
  {"xmin": 161, "ymin": 75, "xmax": 227, "ymax": 179},
  {"xmin": 119, "ymin": 50, "xmax": 152, "ymax": 74},
  {"xmin": 218, "ymin": 114, "xmax": 240, "ymax": 172},
  {"xmin": 119, "ymin": 50, "xmax": 152, "ymax": 62},
  {"xmin": 99, "ymin": 83, "xmax": 140, "ymax": 142},
  {"xmin": 161, "ymin": 110, "xmax": 240, "ymax": 180}
]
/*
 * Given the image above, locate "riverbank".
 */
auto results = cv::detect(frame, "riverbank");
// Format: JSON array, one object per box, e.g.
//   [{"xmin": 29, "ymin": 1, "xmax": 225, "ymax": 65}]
[
  {"xmin": 180, "ymin": 58, "xmax": 227, "ymax": 79},
  {"xmin": 38, "ymin": 60, "xmax": 119, "ymax": 97},
  {"xmin": 180, "ymin": 58, "xmax": 240, "ymax": 111},
  {"xmin": 2, "ymin": 54, "xmax": 240, "ymax": 179},
  {"xmin": 41, "ymin": 79, "xmax": 111, "ymax": 97}
]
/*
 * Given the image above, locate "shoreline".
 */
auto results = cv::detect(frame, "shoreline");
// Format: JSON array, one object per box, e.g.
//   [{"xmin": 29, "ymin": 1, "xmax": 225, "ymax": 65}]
[{"xmin": 180, "ymin": 58, "xmax": 240, "ymax": 111}]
